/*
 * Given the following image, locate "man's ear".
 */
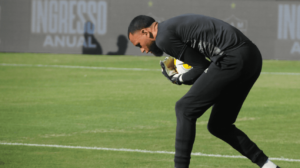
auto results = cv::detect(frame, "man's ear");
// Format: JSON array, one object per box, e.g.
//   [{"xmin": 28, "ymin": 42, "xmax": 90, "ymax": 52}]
[
  {"xmin": 141, "ymin": 29, "xmax": 154, "ymax": 38},
  {"xmin": 141, "ymin": 29, "xmax": 148, "ymax": 36}
]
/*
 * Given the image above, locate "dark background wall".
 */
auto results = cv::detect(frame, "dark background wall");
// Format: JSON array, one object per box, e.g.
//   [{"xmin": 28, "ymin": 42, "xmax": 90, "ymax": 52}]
[{"xmin": 0, "ymin": 0, "xmax": 300, "ymax": 60}]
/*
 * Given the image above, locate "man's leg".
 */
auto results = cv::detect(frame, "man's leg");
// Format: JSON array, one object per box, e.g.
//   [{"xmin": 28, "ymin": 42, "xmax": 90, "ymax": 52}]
[
  {"xmin": 207, "ymin": 73, "xmax": 268, "ymax": 167},
  {"xmin": 174, "ymin": 56, "xmax": 244, "ymax": 168},
  {"xmin": 174, "ymin": 41, "xmax": 269, "ymax": 168},
  {"xmin": 206, "ymin": 42, "xmax": 278, "ymax": 167}
]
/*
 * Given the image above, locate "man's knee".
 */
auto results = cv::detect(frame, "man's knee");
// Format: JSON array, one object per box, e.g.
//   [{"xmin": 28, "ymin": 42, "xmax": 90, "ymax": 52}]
[
  {"xmin": 176, "ymin": 97, "xmax": 210, "ymax": 120},
  {"xmin": 207, "ymin": 122, "xmax": 224, "ymax": 137},
  {"xmin": 207, "ymin": 122, "xmax": 216, "ymax": 136},
  {"xmin": 175, "ymin": 98, "xmax": 188, "ymax": 118},
  {"xmin": 207, "ymin": 122, "xmax": 235, "ymax": 138}
]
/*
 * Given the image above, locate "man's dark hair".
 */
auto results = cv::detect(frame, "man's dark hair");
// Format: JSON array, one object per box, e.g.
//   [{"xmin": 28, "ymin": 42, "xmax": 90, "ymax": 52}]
[{"xmin": 128, "ymin": 15, "xmax": 155, "ymax": 39}]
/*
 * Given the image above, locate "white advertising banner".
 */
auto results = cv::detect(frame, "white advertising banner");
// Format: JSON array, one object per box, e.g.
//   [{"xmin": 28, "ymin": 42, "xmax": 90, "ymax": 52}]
[{"xmin": 0, "ymin": 0, "xmax": 300, "ymax": 60}]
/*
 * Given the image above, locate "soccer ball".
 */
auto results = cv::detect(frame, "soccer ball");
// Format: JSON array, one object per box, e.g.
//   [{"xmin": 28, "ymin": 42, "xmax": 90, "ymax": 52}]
[
  {"xmin": 161, "ymin": 57, "xmax": 193, "ymax": 75},
  {"xmin": 174, "ymin": 59, "xmax": 193, "ymax": 74}
]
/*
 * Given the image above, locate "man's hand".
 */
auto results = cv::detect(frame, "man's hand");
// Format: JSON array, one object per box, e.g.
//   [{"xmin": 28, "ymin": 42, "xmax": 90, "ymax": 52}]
[
  {"xmin": 160, "ymin": 59, "xmax": 183, "ymax": 85},
  {"xmin": 170, "ymin": 74, "xmax": 183, "ymax": 85}
]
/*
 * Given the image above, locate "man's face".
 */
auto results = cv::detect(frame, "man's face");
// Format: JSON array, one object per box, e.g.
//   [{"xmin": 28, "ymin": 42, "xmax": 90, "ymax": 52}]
[{"xmin": 129, "ymin": 31, "xmax": 163, "ymax": 56}]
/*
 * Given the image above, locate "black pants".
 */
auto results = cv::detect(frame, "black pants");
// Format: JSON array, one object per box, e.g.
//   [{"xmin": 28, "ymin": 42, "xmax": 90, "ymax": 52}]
[{"xmin": 174, "ymin": 41, "xmax": 268, "ymax": 168}]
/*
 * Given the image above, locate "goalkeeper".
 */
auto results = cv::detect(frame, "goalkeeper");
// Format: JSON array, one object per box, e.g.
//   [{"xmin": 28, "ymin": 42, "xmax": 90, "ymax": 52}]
[{"xmin": 128, "ymin": 14, "xmax": 280, "ymax": 168}]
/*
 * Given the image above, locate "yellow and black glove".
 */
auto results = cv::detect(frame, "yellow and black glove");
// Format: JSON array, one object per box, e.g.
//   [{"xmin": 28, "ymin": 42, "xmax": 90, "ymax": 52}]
[{"xmin": 160, "ymin": 57, "xmax": 183, "ymax": 85}]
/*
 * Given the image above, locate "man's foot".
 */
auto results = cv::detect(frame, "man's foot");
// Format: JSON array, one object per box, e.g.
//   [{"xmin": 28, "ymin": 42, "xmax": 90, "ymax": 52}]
[{"xmin": 261, "ymin": 159, "xmax": 280, "ymax": 168}]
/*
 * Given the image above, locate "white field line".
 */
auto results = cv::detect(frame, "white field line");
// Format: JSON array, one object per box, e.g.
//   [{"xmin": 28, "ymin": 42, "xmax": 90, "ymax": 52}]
[
  {"xmin": 261, "ymin": 72, "xmax": 300, "ymax": 75},
  {"xmin": 0, "ymin": 63, "xmax": 158, "ymax": 71},
  {"xmin": 1, "ymin": 63, "xmax": 300, "ymax": 75},
  {"xmin": 0, "ymin": 142, "xmax": 299, "ymax": 162}
]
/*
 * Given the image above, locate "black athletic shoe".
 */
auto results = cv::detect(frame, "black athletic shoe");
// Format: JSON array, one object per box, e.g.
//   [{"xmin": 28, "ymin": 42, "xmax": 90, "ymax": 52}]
[{"xmin": 276, "ymin": 166, "xmax": 281, "ymax": 168}]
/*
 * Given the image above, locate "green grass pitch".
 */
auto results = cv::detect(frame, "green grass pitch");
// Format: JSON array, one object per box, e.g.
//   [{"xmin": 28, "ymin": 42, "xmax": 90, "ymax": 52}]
[{"xmin": 0, "ymin": 53, "xmax": 300, "ymax": 168}]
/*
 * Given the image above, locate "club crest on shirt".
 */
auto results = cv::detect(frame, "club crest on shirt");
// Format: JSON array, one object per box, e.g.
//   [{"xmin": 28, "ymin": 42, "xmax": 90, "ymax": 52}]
[{"xmin": 224, "ymin": 15, "xmax": 248, "ymax": 34}]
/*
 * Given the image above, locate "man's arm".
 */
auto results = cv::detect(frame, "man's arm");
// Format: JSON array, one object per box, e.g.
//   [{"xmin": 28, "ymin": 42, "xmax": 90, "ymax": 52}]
[{"xmin": 180, "ymin": 47, "xmax": 211, "ymax": 85}]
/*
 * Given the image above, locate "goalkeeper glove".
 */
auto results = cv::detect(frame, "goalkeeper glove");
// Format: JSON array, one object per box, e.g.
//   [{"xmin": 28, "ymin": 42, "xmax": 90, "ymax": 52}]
[{"xmin": 160, "ymin": 60, "xmax": 183, "ymax": 85}]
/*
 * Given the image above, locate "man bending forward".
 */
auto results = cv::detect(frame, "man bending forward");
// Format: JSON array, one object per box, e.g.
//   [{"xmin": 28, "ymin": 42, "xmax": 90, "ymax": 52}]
[{"xmin": 128, "ymin": 14, "xmax": 280, "ymax": 168}]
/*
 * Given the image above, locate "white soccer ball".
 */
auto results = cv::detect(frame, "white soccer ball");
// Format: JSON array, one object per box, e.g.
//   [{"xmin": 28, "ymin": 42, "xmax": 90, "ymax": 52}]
[{"xmin": 174, "ymin": 59, "xmax": 193, "ymax": 74}]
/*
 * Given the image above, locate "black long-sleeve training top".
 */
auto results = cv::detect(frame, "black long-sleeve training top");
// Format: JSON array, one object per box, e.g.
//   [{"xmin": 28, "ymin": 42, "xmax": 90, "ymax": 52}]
[{"xmin": 155, "ymin": 14, "xmax": 250, "ymax": 84}]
